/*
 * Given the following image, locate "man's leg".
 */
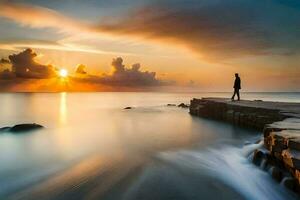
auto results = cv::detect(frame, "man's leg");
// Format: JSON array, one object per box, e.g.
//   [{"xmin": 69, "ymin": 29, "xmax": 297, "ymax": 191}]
[
  {"xmin": 231, "ymin": 89, "xmax": 236, "ymax": 100},
  {"xmin": 237, "ymin": 89, "xmax": 240, "ymax": 100}
]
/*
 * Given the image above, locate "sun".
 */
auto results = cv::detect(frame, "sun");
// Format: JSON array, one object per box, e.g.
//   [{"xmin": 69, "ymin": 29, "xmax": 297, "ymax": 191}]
[{"xmin": 59, "ymin": 69, "xmax": 68, "ymax": 78}]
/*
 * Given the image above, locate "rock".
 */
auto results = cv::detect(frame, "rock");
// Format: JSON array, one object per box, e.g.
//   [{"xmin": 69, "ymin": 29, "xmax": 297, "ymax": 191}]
[
  {"xmin": 0, "ymin": 123, "xmax": 44, "ymax": 133},
  {"xmin": 253, "ymin": 149, "xmax": 267, "ymax": 166},
  {"xmin": 264, "ymin": 130, "xmax": 297, "ymax": 153},
  {"xmin": 226, "ymin": 110, "xmax": 234, "ymax": 122},
  {"xmin": 189, "ymin": 97, "xmax": 300, "ymax": 194},
  {"xmin": 234, "ymin": 112, "xmax": 240, "ymax": 125},
  {"xmin": 178, "ymin": 103, "xmax": 189, "ymax": 108},
  {"xmin": 263, "ymin": 130, "xmax": 300, "ymax": 168},
  {"xmin": 10, "ymin": 123, "xmax": 43, "ymax": 132},
  {"xmin": 0, "ymin": 127, "xmax": 11, "ymax": 132},
  {"xmin": 269, "ymin": 118, "xmax": 300, "ymax": 130},
  {"xmin": 190, "ymin": 105, "xmax": 203, "ymax": 115},
  {"xmin": 294, "ymin": 170, "xmax": 300, "ymax": 191},
  {"xmin": 270, "ymin": 166, "xmax": 283, "ymax": 182},
  {"xmin": 288, "ymin": 136, "xmax": 300, "ymax": 151},
  {"xmin": 282, "ymin": 149, "xmax": 300, "ymax": 170},
  {"xmin": 281, "ymin": 177, "xmax": 296, "ymax": 191},
  {"xmin": 167, "ymin": 104, "xmax": 176, "ymax": 107},
  {"xmin": 124, "ymin": 107, "xmax": 133, "ymax": 110}
]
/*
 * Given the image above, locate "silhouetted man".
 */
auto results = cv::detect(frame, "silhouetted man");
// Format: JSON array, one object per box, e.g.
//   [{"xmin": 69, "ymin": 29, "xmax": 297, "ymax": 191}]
[{"xmin": 231, "ymin": 73, "xmax": 241, "ymax": 101}]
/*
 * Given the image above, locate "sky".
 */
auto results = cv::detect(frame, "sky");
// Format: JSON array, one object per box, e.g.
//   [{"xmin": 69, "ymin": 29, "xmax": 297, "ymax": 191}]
[{"xmin": 0, "ymin": 0, "xmax": 300, "ymax": 92}]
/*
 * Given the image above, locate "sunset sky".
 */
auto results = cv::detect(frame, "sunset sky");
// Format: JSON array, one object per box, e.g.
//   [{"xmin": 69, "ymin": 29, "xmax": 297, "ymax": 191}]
[{"xmin": 0, "ymin": 0, "xmax": 300, "ymax": 92}]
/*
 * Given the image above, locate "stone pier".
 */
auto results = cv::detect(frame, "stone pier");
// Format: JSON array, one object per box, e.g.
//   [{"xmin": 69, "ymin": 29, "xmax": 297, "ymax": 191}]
[{"xmin": 190, "ymin": 98, "xmax": 300, "ymax": 194}]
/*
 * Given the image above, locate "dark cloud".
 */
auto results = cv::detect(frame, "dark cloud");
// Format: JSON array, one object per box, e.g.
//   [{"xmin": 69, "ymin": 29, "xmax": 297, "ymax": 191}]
[
  {"xmin": 0, "ymin": 69, "xmax": 15, "ymax": 79},
  {"xmin": 8, "ymin": 48, "xmax": 57, "ymax": 79},
  {"xmin": 0, "ymin": 49, "xmax": 172, "ymax": 91},
  {"xmin": 2, "ymin": 1, "xmax": 300, "ymax": 61},
  {"xmin": 98, "ymin": 0, "xmax": 300, "ymax": 61},
  {"xmin": 0, "ymin": 58, "xmax": 12, "ymax": 79},
  {"xmin": 101, "ymin": 57, "xmax": 160, "ymax": 86},
  {"xmin": 75, "ymin": 64, "xmax": 87, "ymax": 74},
  {"xmin": 73, "ymin": 57, "xmax": 168, "ymax": 87},
  {"xmin": 0, "ymin": 58, "xmax": 10, "ymax": 65}
]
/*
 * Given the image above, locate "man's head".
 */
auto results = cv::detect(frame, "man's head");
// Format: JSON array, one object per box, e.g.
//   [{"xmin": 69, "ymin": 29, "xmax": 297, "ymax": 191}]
[{"xmin": 235, "ymin": 73, "xmax": 239, "ymax": 78}]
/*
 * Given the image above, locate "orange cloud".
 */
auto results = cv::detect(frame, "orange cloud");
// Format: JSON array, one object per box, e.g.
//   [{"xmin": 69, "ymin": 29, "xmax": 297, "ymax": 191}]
[
  {"xmin": 75, "ymin": 64, "xmax": 87, "ymax": 75},
  {"xmin": 0, "ymin": 48, "xmax": 57, "ymax": 79},
  {"xmin": 94, "ymin": 57, "xmax": 162, "ymax": 86},
  {"xmin": 0, "ymin": 2, "xmax": 92, "ymax": 34},
  {"xmin": 2, "ymin": 1, "xmax": 297, "ymax": 62},
  {"xmin": 0, "ymin": 49, "xmax": 173, "ymax": 91},
  {"xmin": 0, "ymin": 0, "xmax": 300, "ymax": 62}
]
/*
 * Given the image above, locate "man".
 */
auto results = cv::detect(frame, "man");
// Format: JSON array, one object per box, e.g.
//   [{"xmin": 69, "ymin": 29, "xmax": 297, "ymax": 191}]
[{"xmin": 231, "ymin": 73, "xmax": 241, "ymax": 101}]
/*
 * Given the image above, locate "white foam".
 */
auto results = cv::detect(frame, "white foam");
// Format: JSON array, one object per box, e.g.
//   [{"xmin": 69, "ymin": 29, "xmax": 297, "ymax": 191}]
[{"xmin": 158, "ymin": 143, "xmax": 297, "ymax": 200}]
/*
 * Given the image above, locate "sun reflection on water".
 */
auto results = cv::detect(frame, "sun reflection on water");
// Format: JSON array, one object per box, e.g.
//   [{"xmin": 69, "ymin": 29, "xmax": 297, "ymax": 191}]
[{"xmin": 59, "ymin": 92, "xmax": 67, "ymax": 125}]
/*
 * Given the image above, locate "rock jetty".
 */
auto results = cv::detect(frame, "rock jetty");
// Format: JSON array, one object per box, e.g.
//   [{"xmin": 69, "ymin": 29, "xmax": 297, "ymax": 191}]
[{"xmin": 190, "ymin": 98, "xmax": 300, "ymax": 194}]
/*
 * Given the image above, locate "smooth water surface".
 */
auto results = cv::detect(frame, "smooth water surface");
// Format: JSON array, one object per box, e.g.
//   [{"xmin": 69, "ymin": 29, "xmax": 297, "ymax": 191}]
[{"xmin": 0, "ymin": 92, "xmax": 297, "ymax": 200}]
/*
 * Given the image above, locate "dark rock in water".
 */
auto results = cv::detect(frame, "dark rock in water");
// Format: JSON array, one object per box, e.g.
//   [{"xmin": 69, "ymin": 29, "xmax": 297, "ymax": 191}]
[
  {"xmin": 10, "ymin": 123, "xmax": 43, "ymax": 132},
  {"xmin": 178, "ymin": 103, "xmax": 189, "ymax": 108},
  {"xmin": 0, "ymin": 123, "xmax": 43, "ymax": 133},
  {"xmin": 270, "ymin": 166, "xmax": 283, "ymax": 182},
  {"xmin": 124, "ymin": 107, "xmax": 133, "ymax": 110},
  {"xmin": 167, "ymin": 104, "xmax": 176, "ymax": 107},
  {"xmin": 281, "ymin": 177, "xmax": 296, "ymax": 191},
  {"xmin": 252, "ymin": 149, "xmax": 266, "ymax": 166},
  {"xmin": 0, "ymin": 127, "xmax": 11, "ymax": 132}
]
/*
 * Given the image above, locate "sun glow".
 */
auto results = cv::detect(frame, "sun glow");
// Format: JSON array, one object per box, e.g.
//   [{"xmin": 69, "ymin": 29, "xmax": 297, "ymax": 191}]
[{"xmin": 59, "ymin": 69, "xmax": 68, "ymax": 78}]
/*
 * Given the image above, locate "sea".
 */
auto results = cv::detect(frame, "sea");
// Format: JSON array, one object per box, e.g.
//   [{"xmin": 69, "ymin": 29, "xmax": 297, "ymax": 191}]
[{"xmin": 0, "ymin": 92, "xmax": 299, "ymax": 200}]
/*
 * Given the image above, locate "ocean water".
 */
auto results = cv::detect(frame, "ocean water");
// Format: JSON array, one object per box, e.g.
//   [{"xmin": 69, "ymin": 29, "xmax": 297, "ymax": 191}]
[{"xmin": 0, "ymin": 92, "xmax": 298, "ymax": 200}]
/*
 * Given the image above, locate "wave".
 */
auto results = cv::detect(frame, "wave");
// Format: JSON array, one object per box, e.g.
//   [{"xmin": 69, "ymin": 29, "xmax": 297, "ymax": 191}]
[{"xmin": 156, "ymin": 142, "xmax": 297, "ymax": 200}]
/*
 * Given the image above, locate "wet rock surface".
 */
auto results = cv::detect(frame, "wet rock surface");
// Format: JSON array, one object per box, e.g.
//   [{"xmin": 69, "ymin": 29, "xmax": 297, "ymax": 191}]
[
  {"xmin": 0, "ymin": 123, "xmax": 43, "ymax": 133},
  {"xmin": 190, "ymin": 98, "xmax": 300, "ymax": 194},
  {"xmin": 282, "ymin": 177, "xmax": 297, "ymax": 191},
  {"xmin": 178, "ymin": 103, "xmax": 189, "ymax": 108}
]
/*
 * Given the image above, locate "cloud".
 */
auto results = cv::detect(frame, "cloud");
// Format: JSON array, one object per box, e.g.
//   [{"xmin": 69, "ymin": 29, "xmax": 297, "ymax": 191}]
[
  {"xmin": 98, "ymin": 0, "xmax": 300, "ymax": 60},
  {"xmin": 101, "ymin": 57, "xmax": 160, "ymax": 86},
  {"xmin": 74, "ymin": 57, "xmax": 165, "ymax": 87},
  {"xmin": 0, "ymin": 2, "xmax": 91, "ymax": 34},
  {"xmin": 8, "ymin": 48, "xmax": 57, "ymax": 79},
  {"xmin": 75, "ymin": 64, "xmax": 87, "ymax": 74},
  {"xmin": 1, "ymin": 1, "xmax": 300, "ymax": 61},
  {"xmin": 0, "ymin": 58, "xmax": 10, "ymax": 65},
  {"xmin": 0, "ymin": 69, "xmax": 15, "ymax": 79},
  {"xmin": 0, "ymin": 57, "xmax": 13, "ymax": 79},
  {"xmin": 0, "ymin": 49, "xmax": 171, "ymax": 91},
  {"xmin": 0, "ymin": 39, "xmax": 138, "ymax": 56}
]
